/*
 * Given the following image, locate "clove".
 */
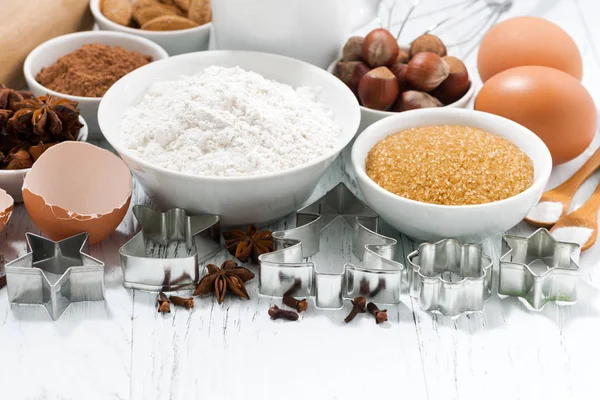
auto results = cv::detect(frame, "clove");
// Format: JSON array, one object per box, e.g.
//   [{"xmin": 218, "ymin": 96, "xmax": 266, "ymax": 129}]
[
  {"xmin": 282, "ymin": 278, "xmax": 308, "ymax": 312},
  {"xmin": 169, "ymin": 295, "xmax": 194, "ymax": 310},
  {"xmin": 268, "ymin": 305, "xmax": 299, "ymax": 321},
  {"xmin": 157, "ymin": 292, "xmax": 171, "ymax": 314},
  {"xmin": 344, "ymin": 296, "xmax": 367, "ymax": 323},
  {"xmin": 367, "ymin": 302, "xmax": 388, "ymax": 324}
]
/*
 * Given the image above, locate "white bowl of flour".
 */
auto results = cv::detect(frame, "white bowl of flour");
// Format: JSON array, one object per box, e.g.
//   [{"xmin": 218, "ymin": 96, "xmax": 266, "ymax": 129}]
[{"xmin": 99, "ymin": 50, "xmax": 361, "ymax": 225}]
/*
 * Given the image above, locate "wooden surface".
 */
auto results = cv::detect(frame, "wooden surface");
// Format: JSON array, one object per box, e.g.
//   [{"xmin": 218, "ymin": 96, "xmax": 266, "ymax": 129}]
[{"xmin": 2, "ymin": 1, "xmax": 600, "ymax": 399}]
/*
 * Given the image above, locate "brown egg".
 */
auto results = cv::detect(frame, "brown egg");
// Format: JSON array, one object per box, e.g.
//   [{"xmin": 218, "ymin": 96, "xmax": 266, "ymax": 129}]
[
  {"xmin": 478, "ymin": 16, "xmax": 583, "ymax": 82},
  {"xmin": 0, "ymin": 188, "xmax": 14, "ymax": 233},
  {"xmin": 22, "ymin": 142, "xmax": 132, "ymax": 244},
  {"xmin": 475, "ymin": 66, "xmax": 596, "ymax": 165}
]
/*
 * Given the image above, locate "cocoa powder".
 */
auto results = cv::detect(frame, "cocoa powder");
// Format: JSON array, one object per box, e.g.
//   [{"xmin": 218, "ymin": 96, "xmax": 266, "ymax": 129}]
[{"xmin": 35, "ymin": 44, "xmax": 151, "ymax": 97}]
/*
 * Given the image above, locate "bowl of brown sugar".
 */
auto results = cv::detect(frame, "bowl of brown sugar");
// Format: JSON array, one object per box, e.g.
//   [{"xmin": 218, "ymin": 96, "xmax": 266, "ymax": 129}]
[
  {"xmin": 351, "ymin": 108, "xmax": 552, "ymax": 242},
  {"xmin": 24, "ymin": 31, "xmax": 169, "ymax": 138}
]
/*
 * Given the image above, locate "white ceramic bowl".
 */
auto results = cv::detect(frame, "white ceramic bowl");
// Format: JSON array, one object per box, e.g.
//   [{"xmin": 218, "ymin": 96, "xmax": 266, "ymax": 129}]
[
  {"xmin": 327, "ymin": 56, "xmax": 475, "ymax": 133},
  {"xmin": 98, "ymin": 50, "xmax": 361, "ymax": 226},
  {"xmin": 90, "ymin": 0, "xmax": 211, "ymax": 56},
  {"xmin": 351, "ymin": 108, "xmax": 552, "ymax": 242},
  {"xmin": 24, "ymin": 31, "xmax": 169, "ymax": 139},
  {"xmin": 0, "ymin": 116, "xmax": 88, "ymax": 202}
]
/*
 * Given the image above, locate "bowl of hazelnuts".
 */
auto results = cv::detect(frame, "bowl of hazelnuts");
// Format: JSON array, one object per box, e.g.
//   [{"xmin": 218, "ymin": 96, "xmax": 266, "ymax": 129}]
[{"xmin": 329, "ymin": 29, "xmax": 474, "ymax": 132}]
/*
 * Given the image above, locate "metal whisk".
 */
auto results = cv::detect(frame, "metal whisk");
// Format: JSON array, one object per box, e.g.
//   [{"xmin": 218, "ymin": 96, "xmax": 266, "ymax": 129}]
[{"xmin": 383, "ymin": 0, "xmax": 514, "ymax": 57}]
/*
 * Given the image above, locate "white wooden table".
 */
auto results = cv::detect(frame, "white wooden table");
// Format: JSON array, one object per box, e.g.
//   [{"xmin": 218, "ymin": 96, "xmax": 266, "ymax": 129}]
[{"xmin": 2, "ymin": 1, "xmax": 600, "ymax": 399}]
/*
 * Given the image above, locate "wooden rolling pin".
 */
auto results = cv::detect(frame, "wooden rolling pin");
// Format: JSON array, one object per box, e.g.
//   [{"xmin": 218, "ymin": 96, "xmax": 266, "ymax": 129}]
[{"xmin": 0, "ymin": 0, "xmax": 94, "ymax": 88}]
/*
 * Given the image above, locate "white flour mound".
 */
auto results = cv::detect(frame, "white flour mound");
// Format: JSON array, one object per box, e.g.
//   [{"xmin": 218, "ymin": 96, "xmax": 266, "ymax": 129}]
[{"xmin": 120, "ymin": 66, "xmax": 342, "ymax": 177}]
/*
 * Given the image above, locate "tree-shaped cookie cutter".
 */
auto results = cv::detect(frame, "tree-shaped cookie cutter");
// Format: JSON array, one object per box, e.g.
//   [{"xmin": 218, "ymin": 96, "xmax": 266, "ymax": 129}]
[
  {"xmin": 499, "ymin": 228, "xmax": 580, "ymax": 310},
  {"xmin": 119, "ymin": 206, "xmax": 221, "ymax": 292},
  {"xmin": 406, "ymin": 239, "xmax": 493, "ymax": 317},
  {"xmin": 258, "ymin": 183, "xmax": 404, "ymax": 309},
  {"xmin": 5, "ymin": 233, "xmax": 105, "ymax": 320}
]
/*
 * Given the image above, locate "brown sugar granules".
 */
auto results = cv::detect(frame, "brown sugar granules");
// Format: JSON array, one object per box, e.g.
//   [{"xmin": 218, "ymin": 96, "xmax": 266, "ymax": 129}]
[
  {"xmin": 35, "ymin": 44, "xmax": 151, "ymax": 97},
  {"xmin": 366, "ymin": 125, "xmax": 534, "ymax": 206}
]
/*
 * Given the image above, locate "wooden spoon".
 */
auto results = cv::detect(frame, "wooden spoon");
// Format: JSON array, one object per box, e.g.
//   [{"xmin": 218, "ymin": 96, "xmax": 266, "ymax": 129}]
[
  {"xmin": 549, "ymin": 181, "xmax": 600, "ymax": 251},
  {"xmin": 525, "ymin": 147, "xmax": 600, "ymax": 227}
]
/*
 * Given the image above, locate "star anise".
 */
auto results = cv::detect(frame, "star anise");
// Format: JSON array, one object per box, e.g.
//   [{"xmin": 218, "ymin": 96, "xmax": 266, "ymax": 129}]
[
  {"xmin": 0, "ymin": 109, "xmax": 12, "ymax": 129},
  {"xmin": 7, "ymin": 95, "xmax": 82, "ymax": 140},
  {"xmin": 0, "ymin": 83, "xmax": 34, "ymax": 111},
  {"xmin": 223, "ymin": 225, "xmax": 274, "ymax": 264},
  {"xmin": 193, "ymin": 260, "xmax": 255, "ymax": 304}
]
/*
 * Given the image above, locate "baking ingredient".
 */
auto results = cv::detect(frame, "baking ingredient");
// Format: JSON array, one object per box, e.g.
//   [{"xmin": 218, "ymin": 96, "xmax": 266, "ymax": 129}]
[
  {"xmin": 35, "ymin": 44, "xmax": 151, "ymax": 97},
  {"xmin": 475, "ymin": 66, "xmax": 596, "ymax": 165},
  {"xmin": 268, "ymin": 305, "xmax": 299, "ymax": 321},
  {"xmin": 344, "ymin": 296, "xmax": 367, "ymax": 323},
  {"xmin": 187, "ymin": 0, "xmax": 212, "ymax": 25},
  {"xmin": 392, "ymin": 90, "xmax": 441, "ymax": 112},
  {"xmin": 389, "ymin": 63, "xmax": 408, "ymax": 92},
  {"xmin": 343, "ymin": 36, "xmax": 365, "ymax": 62},
  {"xmin": 358, "ymin": 67, "xmax": 398, "ymax": 110},
  {"xmin": 282, "ymin": 279, "xmax": 308, "ymax": 313},
  {"xmin": 362, "ymin": 29, "xmax": 399, "ymax": 68},
  {"xmin": 122, "ymin": 66, "xmax": 342, "ymax": 176},
  {"xmin": 157, "ymin": 292, "xmax": 171, "ymax": 313},
  {"xmin": 405, "ymin": 52, "xmax": 449, "ymax": 92},
  {"xmin": 366, "ymin": 125, "xmax": 534, "ymax": 205},
  {"xmin": 141, "ymin": 14, "xmax": 199, "ymax": 30},
  {"xmin": 0, "ymin": 85, "xmax": 83, "ymax": 170},
  {"xmin": 396, "ymin": 50, "xmax": 410, "ymax": 64},
  {"xmin": 223, "ymin": 225, "xmax": 274, "ymax": 264},
  {"xmin": 432, "ymin": 56, "xmax": 470, "ymax": 104},
  {"xmin": 333, "ymin": 61, "xmax": 370, "ymax": 94},
  {"xmin": 0, "ymin": 188, "xmax": 14, "ymax": 234},
  {"xmin": 169, "ymin": 295, "xmax": 194, "ymax": 309},
  {"xmin": 100, "ymin": 0, "xmax": 132, "ymax": 25},
  {"xmin": 478, "ymin": 16, "xmax": 582, "ymax": 82},
  {"xmin": 526, "ymin": 201, "xmax": 563, "ymax": 225},
  {"xmin": 22, "ymin": 141, "xmax": 132, "ymax": 244},
  {"xmin": 410, "ymin": 33, "xmax": 447, "ymax": 58},
  {"xmin": 367, "ymin": 302, "xmax": 387, "ymax": 324},
  {"xmin": 133, "ymin": 0, "xmax": 182, "ymax": 25},
  {"xmin": 334, "ymin": 31, "xmax": 469, "ymax": 113},
  {"xmin": 193, "ymin": 260, "xmax": 255, "ymax": 304},
  {"xmin": 102, "ymin": 0, "xmax": 209, "ymax": 30},
  {"xmin": 551, "ymin": 227, "xmax": 593, "ymax": 247}
]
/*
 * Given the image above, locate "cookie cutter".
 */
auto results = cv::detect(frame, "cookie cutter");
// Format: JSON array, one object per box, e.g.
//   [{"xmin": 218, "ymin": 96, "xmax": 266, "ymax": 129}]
[
  {"xmin": 499, "ymin": 228, "xmax": 580, "ymax": 310},
  {"xmin": 119, "ymin": 206, "xmax": 221, "ymax": 292},
  {"xmin": 406, "ymin": 239, "xmax": 493, "ymax": 317},
  {"xmin": 5, "ymin": 232, "xmax": 105, "ymax": 320},
  {"xmin": 258, "ymin": 183, "xmax": 404, "ymax": 309}
]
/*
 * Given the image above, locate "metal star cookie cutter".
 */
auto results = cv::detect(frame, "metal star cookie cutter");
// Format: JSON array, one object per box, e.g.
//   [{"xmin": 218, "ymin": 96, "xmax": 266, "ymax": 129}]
[
  {"xmin": 258, "ymin": 183, "xmax": 404, "ymax": 309},
  {"xmin": 119, "ymin": 206, "xmax": 221, "ymax": 292},
  {"xmin": 499, "ymin": 228, "xmax": 580, "ymax": 310},
  {"xmin": 5, "ymin": 232, "xmax": 105, "ymax": 321},
  {"xmin": 406, "ymin": 239, "xmax": 493, "ymax": 317}
]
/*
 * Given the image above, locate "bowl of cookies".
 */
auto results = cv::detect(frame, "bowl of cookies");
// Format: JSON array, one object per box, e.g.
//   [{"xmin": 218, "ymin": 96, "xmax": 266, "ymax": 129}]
[{"xmin": 90, "ymin": 0, "xmax": 212, "ymax": 55}]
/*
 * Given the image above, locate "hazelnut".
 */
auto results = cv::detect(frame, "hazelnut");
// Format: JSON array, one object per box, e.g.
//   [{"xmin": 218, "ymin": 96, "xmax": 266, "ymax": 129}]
[
  {"xmin": 343, "ymin": 36, "xmax": 365, "ymax": 62},
  {"xmin": 390, "ymin": 63, "xmax": 409, "ymax": 93},
  {"xmin": 405, "ymin": 52, "xmax": 449, "ymax": 92},
  {"xmin": 396, "ymin": 49, "xmax": 410, "ymax": 64},
  {"xmin": 333, "ymin": 61, "xmax": 370, "ymax": 94},
  {"xmin": 362, "ymin": 28, "xmax": 400, "ymax": 68},
  {"xmin": 410, "ymin": 34, "xmax": 447, "ymax": 58},
  {"xmin": 358, "ymin": 67, "xmax": 399, "ymax": 111},
  {"xmin": 393, "ymin": 90, "xmax": 442, "ymax": 112},
  {"xmin": 431, "ymin": 56, "xmax": 471, "ymax": 104}
]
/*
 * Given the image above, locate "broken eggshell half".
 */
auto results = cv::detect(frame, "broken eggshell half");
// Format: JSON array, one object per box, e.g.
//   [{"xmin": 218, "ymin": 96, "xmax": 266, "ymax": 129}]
[
  {"xmin": 22, "ymin": 141, "xmax": 132, "ymax": 245},
  {"xmin": 0, "ymin": 188, "xmax": 14, "ymax": 233}
]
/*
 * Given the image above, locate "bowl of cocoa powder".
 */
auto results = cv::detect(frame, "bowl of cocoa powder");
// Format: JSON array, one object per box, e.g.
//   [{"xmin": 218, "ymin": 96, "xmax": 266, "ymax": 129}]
[{"xmin": 24, "ymin": 30, "xmax": 169, "ymax": 139}]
